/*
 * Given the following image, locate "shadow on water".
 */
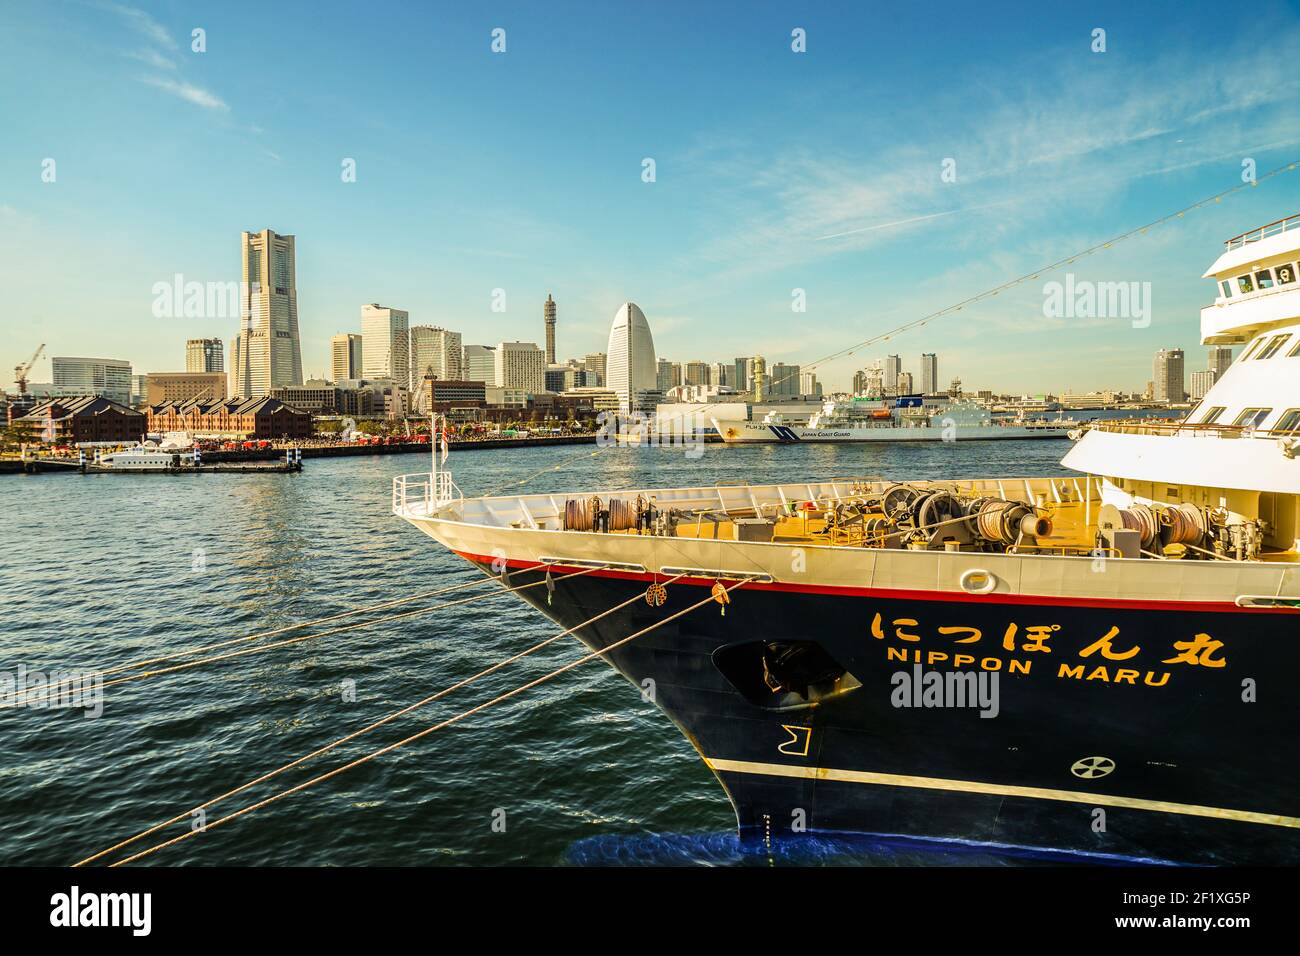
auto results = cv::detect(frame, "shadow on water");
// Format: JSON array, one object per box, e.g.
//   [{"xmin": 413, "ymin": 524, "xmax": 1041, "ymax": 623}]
[{"xmin": 561, "ymin": 831, "xmax": 1186, "ymax": 867}]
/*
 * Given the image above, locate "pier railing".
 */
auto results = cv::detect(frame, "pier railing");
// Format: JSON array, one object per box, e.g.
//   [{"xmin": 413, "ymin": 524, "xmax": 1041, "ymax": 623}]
[{"xmin": 392, "ymin": 471, "xmax": 462, "ymax": 518}]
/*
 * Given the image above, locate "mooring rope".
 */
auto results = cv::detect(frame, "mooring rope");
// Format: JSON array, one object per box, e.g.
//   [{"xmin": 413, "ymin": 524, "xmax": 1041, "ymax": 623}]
[
  {"xmin": 13, "ymin": 563, "xmax": 548, "ymax": 706},
  {"xmin": 100, "ymin": 578, "xmax": 747, "ymax": 866},
  {"xmin": 74, "ymin": 571, "xmax": 689, "ymax": 868},
  {"xmin": 12, "ymin": 563, "xmax": 574, "ymax": 707}
]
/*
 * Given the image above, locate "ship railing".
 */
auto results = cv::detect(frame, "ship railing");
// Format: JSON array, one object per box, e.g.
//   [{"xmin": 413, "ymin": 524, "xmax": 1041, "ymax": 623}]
[
  {"xmin": 1224, "ymin": 213, "xmax": 1300, "ymax": 250},
  {"xmin": 1082, "ymin": 420, "xmax": 1299, "ymax": 440},
  {"xmin": 392, "ymin": 471, "xmax": 462, "ymax": 518},
  {"xmin": 1222, "ymin": 213, "xmax": 1300, "ymax": 251}
]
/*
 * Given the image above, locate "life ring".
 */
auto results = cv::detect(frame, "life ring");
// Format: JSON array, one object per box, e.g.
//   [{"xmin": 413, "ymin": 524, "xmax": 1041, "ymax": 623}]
[{"xmin": 959, "ymin": 568, "xmax": 998, "ymax": 595}]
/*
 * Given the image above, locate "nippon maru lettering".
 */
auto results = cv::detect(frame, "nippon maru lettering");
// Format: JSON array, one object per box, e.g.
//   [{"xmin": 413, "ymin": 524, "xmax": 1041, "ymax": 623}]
[{"xmin": 393, "ymin": 217, "xmax": 1300, "ymax": 865}]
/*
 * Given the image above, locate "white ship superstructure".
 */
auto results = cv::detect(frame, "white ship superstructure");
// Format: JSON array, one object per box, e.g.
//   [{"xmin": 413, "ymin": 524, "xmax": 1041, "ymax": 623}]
[{"xmin": 1063, "ymin": 213, "xmax": 1300, "ymax": 553}]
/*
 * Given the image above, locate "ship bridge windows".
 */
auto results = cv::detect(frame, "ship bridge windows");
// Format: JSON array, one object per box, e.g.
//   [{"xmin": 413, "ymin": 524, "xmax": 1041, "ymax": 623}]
[
  {"xmin": 1237, "ymin": 274, "xmax": 1255, "ymax": 294},
  {"xmin": 1256, "ymin": 334, "xmax": 1292, "ymax": 359},
  {"xmin": 1232, "ymin": 407, "xmax": 1272, "ymax": 428},
  {"xmin": 1200, "ymin": 406, "xmax": 1227, "ymax": 424},
  {"xmin": 1276, "ymin": 409, "xmax": 1300, "ymax": 434},
  {"xmin": 1276, "ymin": 262, "xmax": 1298, "ymax": 284},
  {"xmin": 1220, "ymin": 279, "xmax": 1233, "ymax": 298},
  {"xmin": 1240, "ymin": 337, "xmax": 1265, "ymax": 360},
  {"xmin": 1255, "ymin": 269, "xmax": 1276, "ymax": 290}
]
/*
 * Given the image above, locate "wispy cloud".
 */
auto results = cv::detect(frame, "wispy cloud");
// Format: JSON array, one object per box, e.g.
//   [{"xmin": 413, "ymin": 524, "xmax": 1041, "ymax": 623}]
[
  {"xmin": 95, "ymin": 1, "xmax": 176, "ymax": 50},
  {"xmin": 139, "ymin": 75, "xmax": 229, "ymax": 112},
  {"xmin": 125, "ymin": 47, "xmax": 177, "ymax": 71}
]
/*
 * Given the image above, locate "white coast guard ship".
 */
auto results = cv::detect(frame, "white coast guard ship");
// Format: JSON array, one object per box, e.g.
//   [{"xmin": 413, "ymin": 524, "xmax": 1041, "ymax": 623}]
[
  {"xmin": 712, "ymin": 397, "xmax": 1070, "ymax": 443},
  {"xmin": 393, "ymin": 215, "xmax": 1300, "ymax": 865}
]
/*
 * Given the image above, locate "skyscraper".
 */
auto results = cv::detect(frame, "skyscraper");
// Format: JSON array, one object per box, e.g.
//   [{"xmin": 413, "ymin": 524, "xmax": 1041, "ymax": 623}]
[
  {"xmin": 605, "ymin": 302, "xmax": 659, "ymax": 413},
  {"xmin": 231, "ymin": 229, "xmax": 303, "ymax": 397},
  {"xmin": 1153, "ymin": 348, "xmax": 1186, "ymax": 403},
  {"xmin": 1189, "ymin": 369, "xmax": 1216, "ymax": 400},
  {"xmin": 1208, "ymin": 346, "xmax": 1234, "ymax": 379},
  {"xmin": 770, "ymin": 362, "xmax": 801, "ymax": 397},
  {"xmin": 684, "ymin": 361, "xmax": 710, "ymax": 386},
  {"xmin": 920, "ymin": 353, "xmax": 938, "ymax": 395},
  {"xmin": 409, "ymin": 326, "xmax": 463, "ymax": 386},
  {"xmin": 330, "ymin": 333, "xmax": 363, "ymax": 381},
  {"xmin": 584, "ymin": 352, "xmax": 607, "ymax": 387},
  {"xmin": 463, "ymin": 345, "xmax": 497, "ymax": 384},
  {"xmin": 361, "ymin": 303, "xmax": 410, "ymax": 383},
  {"xmin": 884, "ymin": 354, "xmax": 902, "ymax": 392},
  {"xmin": 494, "ymin": 341, "xmax": 545, "ymax": 393},
  {"xmin": 656, "ymin": 358, "xmax": 674, "ymax": 392},
  {"xmin": 186, "ymin": 338, "xmax": 224, "ymax": 373},
  {"xmin": 733, "ymin": 357, "xmax": 751, "ymax": 392},
  {"xmin": 543, "ymin": 294, "xmax": 557, "ymax": 365}
]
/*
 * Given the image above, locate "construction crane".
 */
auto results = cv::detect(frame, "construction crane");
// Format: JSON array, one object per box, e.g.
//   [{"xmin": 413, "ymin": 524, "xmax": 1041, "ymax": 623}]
[{"xmin": 14, "ymin": 343, "xmax": 45, "ymax": 396}]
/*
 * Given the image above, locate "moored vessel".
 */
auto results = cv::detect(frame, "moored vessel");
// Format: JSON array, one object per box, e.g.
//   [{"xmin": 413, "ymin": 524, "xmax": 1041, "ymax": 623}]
[
  {"xmin": 394, "ymin": 217, "xmax": 1300, "ymax": 865},
  {"xmin": 713, "ymin": 396, "xmax": 1071, "ymax": 443}
]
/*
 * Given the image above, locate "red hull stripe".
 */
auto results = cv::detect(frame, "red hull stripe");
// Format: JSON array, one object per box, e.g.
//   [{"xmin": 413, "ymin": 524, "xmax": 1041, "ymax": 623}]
[{"xmin": 452, "ymin": 550, "xmax": 1299, "ymax": 615}]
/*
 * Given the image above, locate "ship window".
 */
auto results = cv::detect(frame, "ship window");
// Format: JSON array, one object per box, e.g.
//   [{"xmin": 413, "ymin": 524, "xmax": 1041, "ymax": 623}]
[
  {"xmin": 1276, "ymin": 409, "xmax": 1300, "ymax": 434},
  {"xmin": 1220, "ymin": 280, "xmax": 1233, "ymax": 298},
  {"xmin": 1276, "ymin": 263, "xmax": 1298, "ymax": 285},
  {"xmin": 1237, "ymin": 273, "xmax": 1255, "ymax": 293},
  {"xmin": 1240, "ymin": 337, "xmax": 1265, "ymax": 360},
  {"xmin": 1255, "ymin": 334, "xmax": 1291, "ymax": 359},
  {"xmin": 1200, "ymin": 406, "xmax": 1226, "ymax": 424},
  {"xmin": 1232, "ymin": 407, "xmax": 1271, "ymax": 428},
  {"xmin": 1255, "ymin": 269, "xmax": 1275, "ymax": 290}
]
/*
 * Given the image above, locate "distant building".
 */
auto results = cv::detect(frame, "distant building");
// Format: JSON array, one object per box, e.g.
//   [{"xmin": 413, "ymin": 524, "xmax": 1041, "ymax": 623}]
[
  {"xmin": 186, "ymin": 338, "xmax": 224, "ymax": 373},
  {"xmin": 545, "ymin": 364, "xmax": 588, "ymax": 393},
  {"xmin": 563, "ymin": 386, "xmax": 621, "ymax": 413},
  {"xmin": 1189, "ymin": 369, "xmax": 1217, "ymax": 401},
  {"xmin": 711, "ymin": 362, "xmax": 731, "ymax": 389},
  {"xmin": 1153, "ymin": 348, "xmax": 1186, "ymax": 402},
  {"xmin": 13, "ymin": 395, "xmax": 146, "ymax": 445},
  {"xmin": 231, "ymin": 228, "xmax": 303, "ymax": 398},
  {"xmin": 1208, "ymin": 346, "xmax": 1234, "ymax": 379},
  {"xmin": 494, "ymin": 341, "xmax": 546, "ymax": 393},
  {"xmin": 897, "ymin": 371, "xmax": 915, "ymax": 394},
  {"xmin": 148, "ymin": 396, "xmax": 312, "ymax": 440},
  {"xmin": 462, "ymin": 345, "xmax": 497, "ymax": 384},
  {"xmin": 748, "ymin": 356, "xmax": 768, "ymax": 401},
  {"xmin": 51, "ymin": 356, "xmax": 133, "ymax": 405},
  {"xmin": 409, "ymin": 326, "xmax": 463, "ymax": 387},
  {"xmin": 144, "ymin": 372, "xmax": 228, "ymax": 405},
  {"xmin": 331, "ymin": 334, "xmax": 363, "ymax": 382},
  {"xmin": 605, "ymin": 303, "xmax": 660, "ymax": 413},
  {"xmin": 361, "ymin": 304, "xmax": 410, "ymax": 384},
  {"xmin": 920, "ymin": 353, "xmax": 938, "ymax": 395},
  {"xmin": 656, "ymin": 358, "xmax": 674, "ymax": 392},
  {"xmin": 883, "ymin": 355, "xmax": 902, "ymax": 392},
  {"xmin": 583, "ymin": 352, "xmax": 607, "ymax": 387},
  {"xmin": 769, "ymin": 362, "xmax": 801, "ymax": 398},
  {"xmin": 800, "ymin": 370, "xmax": 822, "ymax": 398},
  {"xmin": 543, "ymin": 294, "xmax": 557, "ymax": 365},
  {"xmin": 684, "ymin": 361, "xmax": 710, "ymax": 387},
  {"xmin": 733, "ymin": 357, "xmax": 751, "ymax": 392}
]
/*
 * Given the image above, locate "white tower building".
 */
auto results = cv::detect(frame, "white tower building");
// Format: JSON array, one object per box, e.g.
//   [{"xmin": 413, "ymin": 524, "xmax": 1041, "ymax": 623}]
[{"xmin": 605, "ymin": 302, "xmax": 659, "ymax": 413}]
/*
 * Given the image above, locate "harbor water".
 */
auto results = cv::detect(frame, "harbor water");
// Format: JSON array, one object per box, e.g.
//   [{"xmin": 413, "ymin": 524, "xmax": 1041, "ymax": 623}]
[{"xmin": 1, "ymin": 439, "xmax": 1085, "ymax": 866}]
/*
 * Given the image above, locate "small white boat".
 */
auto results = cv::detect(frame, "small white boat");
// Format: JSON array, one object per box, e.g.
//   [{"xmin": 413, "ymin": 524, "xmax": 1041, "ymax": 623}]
[{"xmin": 95, "ymin": 446, "xmax": 198, "ymax": 471}]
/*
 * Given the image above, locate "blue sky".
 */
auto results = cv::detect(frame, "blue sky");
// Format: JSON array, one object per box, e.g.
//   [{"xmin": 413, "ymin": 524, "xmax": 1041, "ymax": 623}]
[{"xmin": 3, "ymin": 0, "xmax": 1300, "ymax": 394}]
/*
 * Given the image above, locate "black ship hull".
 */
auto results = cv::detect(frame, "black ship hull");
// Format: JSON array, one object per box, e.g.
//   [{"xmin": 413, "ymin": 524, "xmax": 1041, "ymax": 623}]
[{"xmin": 466, "ymin": 554, "xmax": 1300, "ymax": 865}]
